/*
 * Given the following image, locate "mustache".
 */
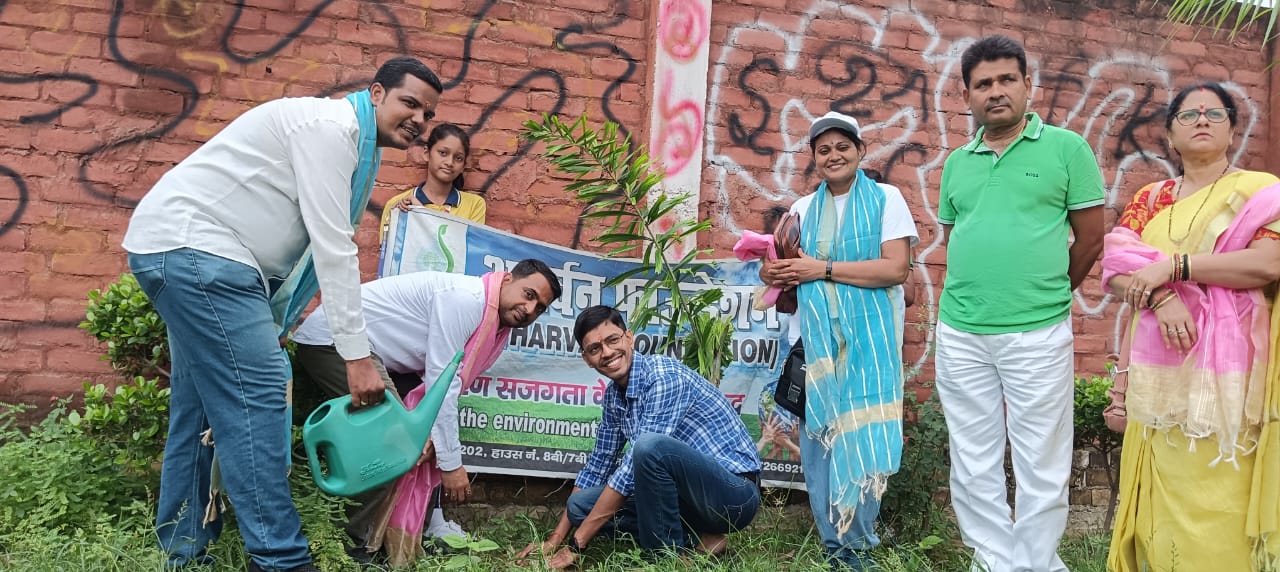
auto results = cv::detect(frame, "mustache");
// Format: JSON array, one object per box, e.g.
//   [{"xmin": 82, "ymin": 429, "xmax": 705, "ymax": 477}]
[{"xmin": 986, "ymin": 98, "xmax": 1013, "ymax": 111}]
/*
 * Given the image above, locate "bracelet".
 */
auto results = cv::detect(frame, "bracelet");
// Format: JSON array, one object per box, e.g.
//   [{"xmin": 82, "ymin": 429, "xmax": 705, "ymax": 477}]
[
  {"xmin": 567, "ymin": 535, "xmax": 585, "ymax": 553},
  {"xmin": 825, "ymin": 259, "xmax": 833, "ymax": 281},
  {"xmin": 1150, "ymin": 291, "xmax": 1177, "ymax": 311},
  {"xmin": 1181, "ymin": 253, "xmax": 1190, "ymax": 281},
  {"xmin": 1170, "ymin": 255, "xmax": 1179, "ymax": 282},
  {"xmin": 1145, "ymin": 288, "xmax": 1166, "ymax": 309}
]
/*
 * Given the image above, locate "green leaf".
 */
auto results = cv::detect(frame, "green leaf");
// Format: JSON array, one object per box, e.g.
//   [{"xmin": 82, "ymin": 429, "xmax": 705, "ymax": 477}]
[{"xmin": 440, "ymin": 534, "xmax": 471, "ymax": 549}]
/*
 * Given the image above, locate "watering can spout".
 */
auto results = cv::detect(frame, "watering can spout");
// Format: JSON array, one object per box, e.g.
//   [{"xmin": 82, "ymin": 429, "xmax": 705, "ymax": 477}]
[
  {"xmin": 410, "ymin": 350, "xmax": 464, "ymax": 431},
  {"xmin": 302, "ymin": 350, "xmax": 466, "ymax": 497}
]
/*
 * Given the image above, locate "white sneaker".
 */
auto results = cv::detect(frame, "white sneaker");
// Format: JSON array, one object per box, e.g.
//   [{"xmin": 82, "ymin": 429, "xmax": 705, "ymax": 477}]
[{"xmin": 424, "ymin": 518, "xmax": 466, "ymax": 540}]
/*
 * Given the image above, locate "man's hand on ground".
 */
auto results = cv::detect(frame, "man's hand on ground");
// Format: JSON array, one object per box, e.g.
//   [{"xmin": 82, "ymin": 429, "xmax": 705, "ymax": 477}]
[
  {"xmin": 515, "ymin": 538, "xmax": 560, "ymax": 562},
  {"xmin": 441, "ymin": 466, "xmax": 471, "ymax": 502},
  {"xmin": 345, "ymin": 358, "xmax": 385, "ymax": 408},
  {"xmin": 546, "ymin": 546, "xmax": 577, "ymax": 569}
]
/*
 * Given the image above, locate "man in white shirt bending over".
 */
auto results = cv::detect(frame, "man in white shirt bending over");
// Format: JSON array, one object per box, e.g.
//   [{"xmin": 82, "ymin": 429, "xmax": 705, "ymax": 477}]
[
  {"xmin": 121, "ymin": 57, "xmax": 442, "ymax": 572},
  {"xmin": 290, "ymin": 259, "xmax": 561, "ymax": 563}
]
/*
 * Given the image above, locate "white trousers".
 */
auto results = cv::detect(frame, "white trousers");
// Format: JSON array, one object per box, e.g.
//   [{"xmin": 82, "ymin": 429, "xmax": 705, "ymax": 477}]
[{"xmin": 934, "ymin": 319, "xmax": 1074, "ymax": 572}]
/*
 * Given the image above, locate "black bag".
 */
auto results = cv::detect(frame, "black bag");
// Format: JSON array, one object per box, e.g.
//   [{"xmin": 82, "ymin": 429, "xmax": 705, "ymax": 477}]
[{"xmin": 773, "ymin": 339, "xmax": 805, "ymax": 419}]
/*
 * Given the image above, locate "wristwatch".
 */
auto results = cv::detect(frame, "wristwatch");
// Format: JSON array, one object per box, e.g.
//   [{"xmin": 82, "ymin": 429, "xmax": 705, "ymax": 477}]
[{"xmin": 825, "ymin": 259, "xmax": 833, "ymax": 281}]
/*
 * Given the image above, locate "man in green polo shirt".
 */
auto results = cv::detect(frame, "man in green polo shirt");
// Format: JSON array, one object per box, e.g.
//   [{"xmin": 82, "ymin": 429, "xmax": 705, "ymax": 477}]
[{"xmin": 934, "ymin": 35, "xmax": 1104, "ymax": 572}]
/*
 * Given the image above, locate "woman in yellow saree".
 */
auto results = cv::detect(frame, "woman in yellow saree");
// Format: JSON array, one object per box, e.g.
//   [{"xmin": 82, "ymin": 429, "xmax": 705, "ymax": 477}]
[{"xmin": 1103, "ymin": 82, "xmax": 1280, "ymax": 572}]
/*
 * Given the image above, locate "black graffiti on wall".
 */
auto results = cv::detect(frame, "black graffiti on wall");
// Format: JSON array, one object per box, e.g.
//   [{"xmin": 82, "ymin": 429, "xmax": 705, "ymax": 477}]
[
  {"xmin": 721, "ymin": 38, "xmax": 1183, "ymax": 193},
  {"xmin": 0, "ymin": 0, "xmax": 641, "ymax": 240}
]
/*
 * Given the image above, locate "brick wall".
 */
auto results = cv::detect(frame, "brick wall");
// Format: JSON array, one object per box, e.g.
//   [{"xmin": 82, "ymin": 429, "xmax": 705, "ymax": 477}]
[{"xmin": 0, "ymin": 0, "xmax": 1273, "ymax": 402}]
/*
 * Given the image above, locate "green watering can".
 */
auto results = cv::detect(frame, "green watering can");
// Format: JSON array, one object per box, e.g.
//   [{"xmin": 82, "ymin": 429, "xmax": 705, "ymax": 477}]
[{"xmin": 303, "ymin": 350, "xmax": 463, "ymax": 497}]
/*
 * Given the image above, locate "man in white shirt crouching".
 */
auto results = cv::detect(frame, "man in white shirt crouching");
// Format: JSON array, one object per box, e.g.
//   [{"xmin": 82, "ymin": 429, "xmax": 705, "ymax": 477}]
[
  {"xmin": 291, "ymin": 259, "xmax": 562, "ymax": 562},
  {"xmin": 121, "ymin": 57, "xmax": 442, "ymax": 572}
]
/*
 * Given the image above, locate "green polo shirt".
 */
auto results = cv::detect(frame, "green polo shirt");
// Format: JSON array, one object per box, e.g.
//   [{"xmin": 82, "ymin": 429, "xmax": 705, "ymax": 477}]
[{"xmin": 937, "ymin": 112, "xmax": 1104, "ymax": 334}]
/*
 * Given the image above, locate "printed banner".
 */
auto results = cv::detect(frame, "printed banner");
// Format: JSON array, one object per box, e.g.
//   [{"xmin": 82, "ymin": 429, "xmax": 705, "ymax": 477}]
[{"xmin": 381, "ymin": 208, "xmax": 805, "ymax": 489}]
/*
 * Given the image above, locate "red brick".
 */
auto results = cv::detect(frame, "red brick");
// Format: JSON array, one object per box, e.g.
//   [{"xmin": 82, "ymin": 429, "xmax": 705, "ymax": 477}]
[
  {"xmin": 47, "ymin": 297, "xmax": 97, "ymax": 324},
  {"xmin": 0, "ymin": 299, "xmax": 45, "ymax": 321},
  {"xmin": 0, "ymin": 252, "xmax": 43, "ymax": 274},
  {"xmin": 32, "ymin": 129, "xmax": 102, "ymax": 154},
  {"xmin": 27, "ymin": 227, "xmax": 103, "ymax": 254},
  {"xmin": 50, "ymin": 253, "xmax": 125, "ymax": 276},
  {"xmin": 0, "ymin": 25, "xmax": 28, "ymax": 50},
  {"xmin": 15, "ymin": 326, "xmax": 96, "ymax": 350},
  {"xmin": 66, "ymin": 57, "xmax": 139, "ymax": 88},
  {"xmin": 46, "ymin": 346, "xmax": 115, "ymax": 374},
  {"xmin": 0, "ymin": 225, "xmax": 25, "ymax": 251},
  {"xmin": 72, "ymin": 11, "xmax": 144, "ymax": 37},
  {"xmin": 29, "ymin": 31, "xmax": 102, "ymax": 58},
  {"xmin": 466, "ymin": 84, "xmax": 511, "ymax": 105},
  {"xmin": 472, "ymin": 44, "xmax": 530, "ymax": 66},
  {"xmin": 0, "ymin": 273, "xmax": 24, "ymax": 299},
  {"xmin": 298, "ymin": 42, "xmax": 365, "ymax": 66},
  {"xmin": 4, "ymin": 349, "xmax": 43, "ymax": 371}
]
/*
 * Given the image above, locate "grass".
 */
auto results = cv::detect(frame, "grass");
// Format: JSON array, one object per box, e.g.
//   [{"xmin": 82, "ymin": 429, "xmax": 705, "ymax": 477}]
[{"xmin": 0, "ymin": 491, "xmax": 1112, "ymax": 572}]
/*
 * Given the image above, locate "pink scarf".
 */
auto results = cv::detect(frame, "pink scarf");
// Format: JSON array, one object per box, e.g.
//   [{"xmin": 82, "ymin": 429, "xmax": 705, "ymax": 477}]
[
  {"xmin": 372, "ymin": 271, "xmax": 512, "ymax": 564},
  {"xmin": 1101, "ymin": 184, "xmax": 1280, "ymax": 464},
  {"xmin": 733, "ymin": 230, "xmax": 783, "ymax": 309}
]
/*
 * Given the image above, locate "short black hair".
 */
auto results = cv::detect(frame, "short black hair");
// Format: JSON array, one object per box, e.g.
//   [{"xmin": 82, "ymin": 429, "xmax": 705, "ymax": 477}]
[
  {"xmin": 511, "ymin": 259, "xmax": 563, "ymax": 303},
  {"xmin": 961, "ymin": 35, "xmax": 1027, "ymax": 89},
  {"xmin": 372, "ymin": 56, "xmax": 443, "ymax": 94},
  {"xmin": 573, "ymin": 305, "xmax": 627, "ymax": 346},
  {"xmin": 1166, "ymin": 81, "xmax": 1238, "ymax": 130}
]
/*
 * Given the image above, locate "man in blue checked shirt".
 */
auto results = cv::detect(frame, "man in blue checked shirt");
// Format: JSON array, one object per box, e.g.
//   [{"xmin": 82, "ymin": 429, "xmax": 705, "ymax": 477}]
[{"xmin": 518, "ymin": 305, "xmax": 762, "ymax": 568}]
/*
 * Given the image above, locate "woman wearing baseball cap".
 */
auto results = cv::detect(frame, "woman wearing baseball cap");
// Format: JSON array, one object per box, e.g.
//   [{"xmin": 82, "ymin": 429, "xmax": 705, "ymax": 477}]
[{"xmin": 761, "ymin": 111, "xmax": 919, "ymax": 570}]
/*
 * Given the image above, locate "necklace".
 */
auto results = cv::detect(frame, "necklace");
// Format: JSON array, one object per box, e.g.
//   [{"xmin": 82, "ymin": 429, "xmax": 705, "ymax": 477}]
[{"xmin": 1166, "ymin": 164, "xmax": 1231, "ymax": 246}]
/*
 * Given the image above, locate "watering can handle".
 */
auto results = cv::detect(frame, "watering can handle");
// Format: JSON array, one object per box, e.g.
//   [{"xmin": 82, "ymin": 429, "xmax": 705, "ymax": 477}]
[{"xmin": 345, "ymin": 389, "xmax": 401, "ymax": 415}]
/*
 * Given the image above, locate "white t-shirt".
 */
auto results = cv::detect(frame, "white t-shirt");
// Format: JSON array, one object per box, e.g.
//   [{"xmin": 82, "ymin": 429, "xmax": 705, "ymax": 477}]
[
  {"xmin": 123, "ymin": 97, "xmax": 371, "ymax": 359},
  {"xmin": 785, "ymin": 183, "xmax": 919, "ymax": 347},
  {"xmin": 293, "ymin": 271, "xmax": 486, "ymax": 472}
]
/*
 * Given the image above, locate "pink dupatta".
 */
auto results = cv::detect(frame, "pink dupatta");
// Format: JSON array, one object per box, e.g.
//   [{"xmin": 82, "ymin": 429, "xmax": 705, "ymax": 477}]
[
  {"xmin": 733, "ymin": 230, "xmax": 784, "ymax": 309},
  {"xmin": 1101, "ymin": 184, "xmax": 1280, "ymax": 465},
  {"xmin": 371, "ymin": 271, "xmax": 512, "ymax": 565}
]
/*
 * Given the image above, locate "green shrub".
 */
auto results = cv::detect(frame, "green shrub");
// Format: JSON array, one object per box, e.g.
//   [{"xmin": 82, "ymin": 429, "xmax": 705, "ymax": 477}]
[
  {"xmin": 1074, "ymin": 374, "xmax": 1122, "ymax": 528},
  {"xmin": 68, "ymin": 376, "xmax": 169, "ymax": 486},
  {"xmin": 80, "ymin": 273, "xmax": 169, "ymax": 379},
  {"xmin": 0, "ymin": 401, "xmax": 154, "ymax": 536},
  {"xmin": 880, "ymin": 384, "xmax": 962, "ymax": 564}
]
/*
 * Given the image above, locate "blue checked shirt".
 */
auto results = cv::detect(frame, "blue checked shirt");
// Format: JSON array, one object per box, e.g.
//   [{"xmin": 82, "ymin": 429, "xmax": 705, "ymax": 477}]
[{"xmin": 574, "ymin": 353, "xmax": 762, "ymax": 496}]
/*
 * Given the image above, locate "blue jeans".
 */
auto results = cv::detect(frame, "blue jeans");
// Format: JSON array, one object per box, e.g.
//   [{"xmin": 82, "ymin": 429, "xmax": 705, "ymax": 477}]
[
  {"xmin": 129, "ymin": 248, "xmax": 311, "ymax": 570},
  {"xmin": 800, "ymin": 427, "xmax": 882, "ymax": 570},
  {"xmin": 568, "ymin": 434, "xmax": 760, "ymax": 551}
]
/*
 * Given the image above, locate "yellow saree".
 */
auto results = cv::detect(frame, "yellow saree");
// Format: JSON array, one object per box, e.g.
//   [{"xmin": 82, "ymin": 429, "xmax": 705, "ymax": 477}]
[{"xmin": 1107, "ymin": 171, "xmax": 1280, "ymax": 572}]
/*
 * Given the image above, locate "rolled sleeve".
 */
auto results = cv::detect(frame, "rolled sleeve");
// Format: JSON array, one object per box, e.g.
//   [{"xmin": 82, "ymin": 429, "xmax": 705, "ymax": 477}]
[{"xmin": 293, "ymin": 119, "xmax": 368, "ymax": 360}]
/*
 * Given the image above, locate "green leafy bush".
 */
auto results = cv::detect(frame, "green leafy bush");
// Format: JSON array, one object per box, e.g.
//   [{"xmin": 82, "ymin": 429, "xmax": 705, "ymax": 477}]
[
  {"xmin": 0, "ymin": 401, "xmax": 154, "ymax": 536},
  {"xmin": 1074, "ymin": 374, "xmax": 1123, "ymax": 528},
  {"xmin": 80, "ymin": 273, "xmax": 169, "ymax": 379},
  {"xmin": 880, "ymin": 384, "xmax": 961, "ymax": 564},
  {"xmin": 68, "ymin": 376, "xmax": 169, "ymax": 486}
]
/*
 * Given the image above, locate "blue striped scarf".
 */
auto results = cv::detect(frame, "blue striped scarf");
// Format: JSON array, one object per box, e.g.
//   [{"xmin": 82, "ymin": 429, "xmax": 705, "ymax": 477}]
[{"xmin": 798, "ymin": 173, "xmax": 904, "ymax": 532}]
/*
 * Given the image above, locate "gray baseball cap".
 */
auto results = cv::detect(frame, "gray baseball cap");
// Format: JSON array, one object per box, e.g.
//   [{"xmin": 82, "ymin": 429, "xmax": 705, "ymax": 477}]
[{"xmin": 808, "ymin": 111, "xmax": 861, "ymax": 143}]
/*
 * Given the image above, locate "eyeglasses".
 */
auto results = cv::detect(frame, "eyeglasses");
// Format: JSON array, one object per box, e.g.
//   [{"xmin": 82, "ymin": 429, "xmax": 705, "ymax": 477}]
[
  {"xmin": 1173, "ymin": 107, "xmax": 1231, "ymax": 126},
  {"xmin": 583, "ymin": 333, "xmax": 626, "ymax": 358}
]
